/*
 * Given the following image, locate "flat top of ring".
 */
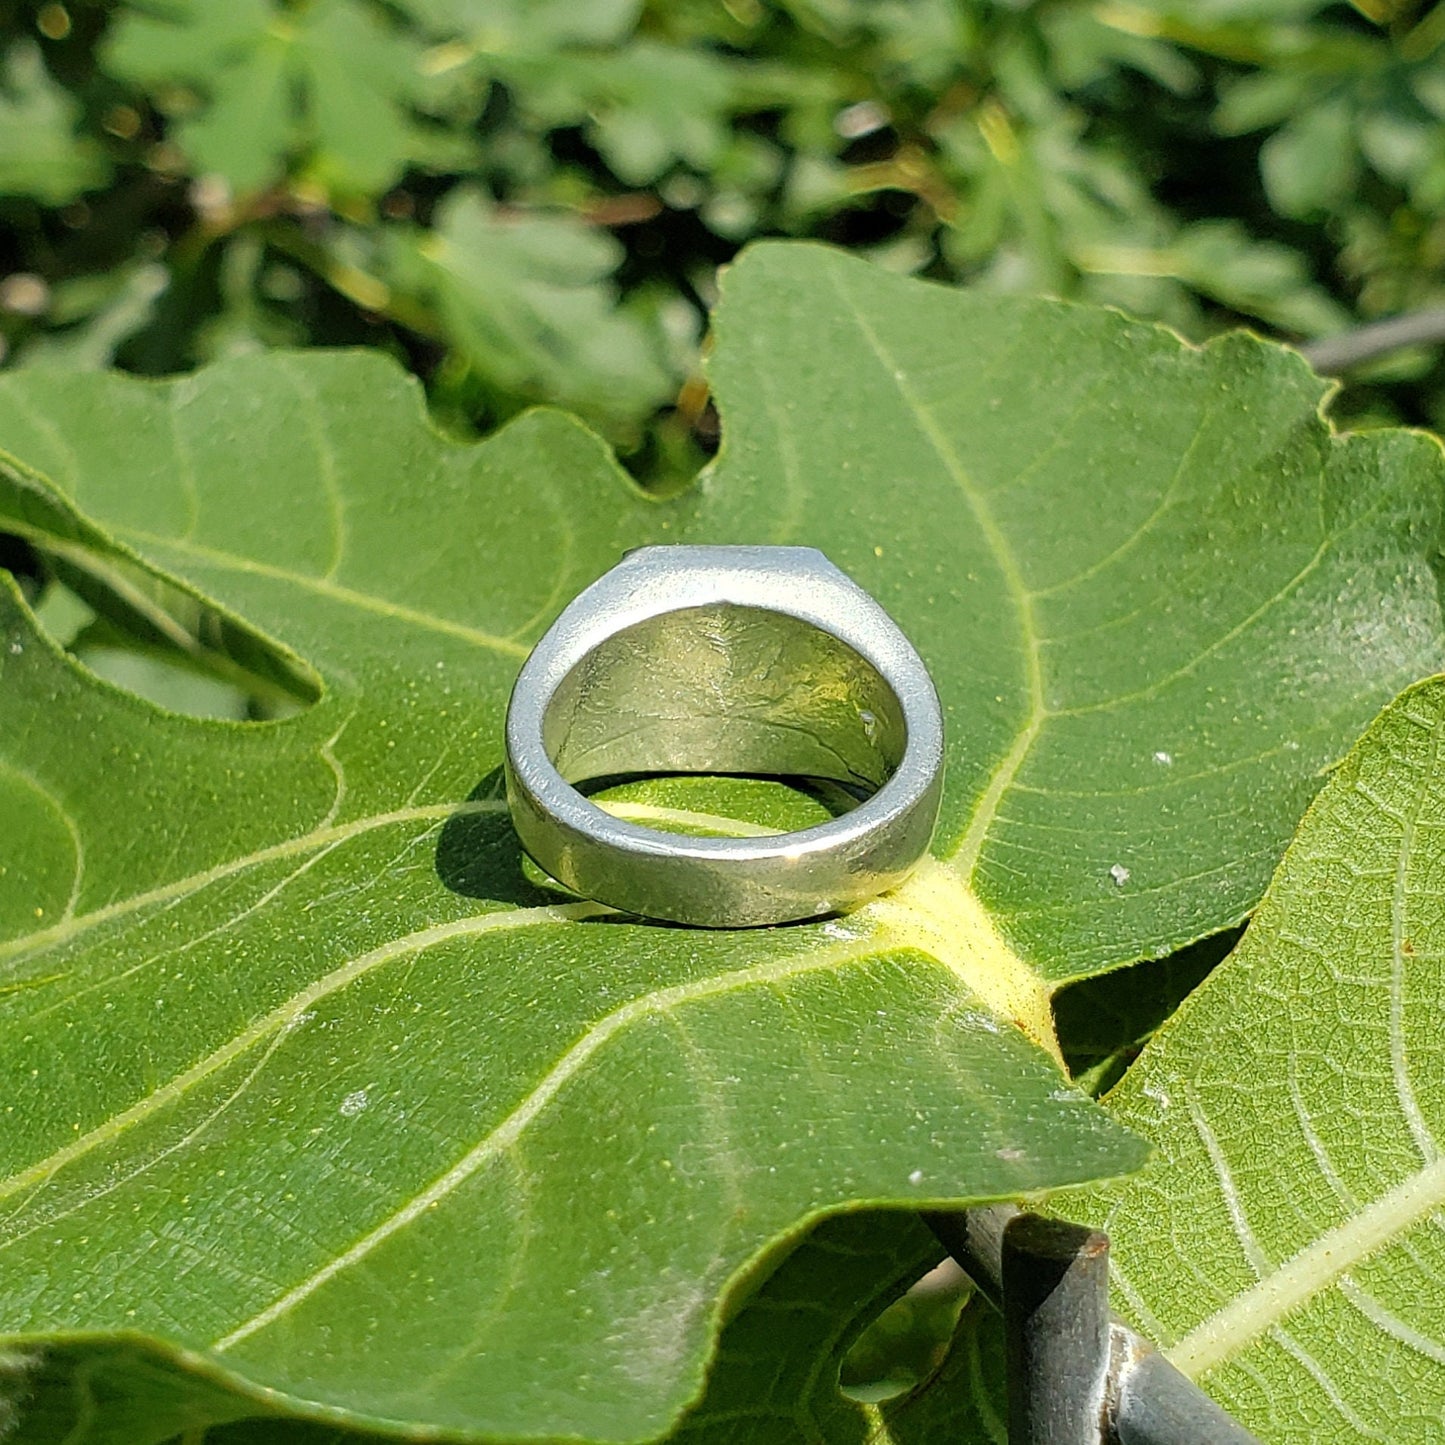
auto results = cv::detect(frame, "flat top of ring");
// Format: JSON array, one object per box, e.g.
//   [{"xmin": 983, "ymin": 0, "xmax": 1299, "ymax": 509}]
[
  {"xmin": 536, "ymin": 544, "xmax": 908, "ymax": 654},
  {"xmin": 612, "ymin": 543, "xmax": 853, "ymax": 597},
  {"xmin": 619, "ymin": 542, "xmax": 837, "ymax": 568}
]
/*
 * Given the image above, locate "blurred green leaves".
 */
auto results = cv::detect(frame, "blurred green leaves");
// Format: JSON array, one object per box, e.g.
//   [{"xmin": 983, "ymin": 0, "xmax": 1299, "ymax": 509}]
[
  {"xmin": 5, "ymin": 0, "xmax": 1445, "ymax": 450},
  {"xmin": 393, "ymin": 0, "xmax": 642, "ymax": 50},
  {"xmin": 0, "ymin": 40, "xmax": 105, "ymax": 202},
  {"xmin": 382, "ymin": 187, "xmax": 676, "ymax": 431},
  {"xmin": 102, "ymin": 0, "xmax": 463, "ymax": 195}
]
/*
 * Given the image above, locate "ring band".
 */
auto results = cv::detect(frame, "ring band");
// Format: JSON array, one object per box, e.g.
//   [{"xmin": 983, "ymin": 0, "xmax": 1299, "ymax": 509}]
[{"xmin": 503, "ymin": 545, "xmax": 944, "ymax": 926}]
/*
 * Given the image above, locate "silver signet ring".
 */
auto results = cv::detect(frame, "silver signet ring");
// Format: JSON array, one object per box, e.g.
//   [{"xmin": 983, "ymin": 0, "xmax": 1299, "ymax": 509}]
[{"xmin": 503, "ymin": 545, "xmax": 945, "ymax": 927}]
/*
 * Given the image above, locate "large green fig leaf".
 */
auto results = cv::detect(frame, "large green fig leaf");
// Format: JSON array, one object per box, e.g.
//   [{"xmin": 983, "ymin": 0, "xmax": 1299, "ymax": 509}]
[
  {"xmin": 692, "ymin": 244, "xmax": 1445, "ymax": 981},
  {"xmin": 1049, "ymin": 675, "xmax": 1445, "ymax": 1442},
  {"xmin": 0, "ymin": 241, "xmax": 1440, "ymax": 1442}
]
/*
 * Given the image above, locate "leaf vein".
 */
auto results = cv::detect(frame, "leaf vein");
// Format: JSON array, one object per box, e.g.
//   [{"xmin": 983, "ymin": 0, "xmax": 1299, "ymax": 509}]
[
  {"xmin": 1390, "ymin": 712, "xmax": 1441, "ymax": 1164},
  {"xmin": 825, "ymin": 265, "xmax": 1044, "ymax": 881},
  {"xmin": 278, "ymin": 357, "xmax": 349, "ymax": 582},
  {"xmin": 0, "ymin": 898, "xmax": 608, "ymax": 1215},
  {"xmin": 0, "ymin": 800, "xmax": 508, "ymax": 970},
  {"xmin": 109, "ymin": 526, "xmax": 529, "ymax": 660},
  {"xmin": 1338, "ymin": 1277, "xmax": 1445, "ymax": 1366},
  {"xmin": 1270, "ymin": 1325, "xmax": 1388, "ymax": 1440},
  {"xmin": 0, "ymin": 760, "xmax": 84, "ymax": 925},
  {"xmin": 1029, "ymin": 396, "xmax": 1214, "ymax": 601},
  {"xmin": 210, "ymin": 934, "xmax": 881, "ymax": 1352},
  {"xmin": 1167, "ymin": 1157, "xmax": 1445, "ymax": 1376}
]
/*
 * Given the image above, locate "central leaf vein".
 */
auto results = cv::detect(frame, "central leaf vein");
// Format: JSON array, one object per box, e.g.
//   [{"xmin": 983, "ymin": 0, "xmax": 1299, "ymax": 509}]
[
  {"xmin": 827, "ymin": 267, "xmax": 1045, "ymax": 883},
  {"xmin": 211, "ymin": 935, "xmax": 881, "ymax": 1353},
  {"xmin": 1166, "ymin": 1157, "xmax": 1445, "ymax": 1378}
]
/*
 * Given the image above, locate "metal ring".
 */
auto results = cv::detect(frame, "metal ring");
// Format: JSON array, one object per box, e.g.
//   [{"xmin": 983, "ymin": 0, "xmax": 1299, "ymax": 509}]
[{"xmin": 503, "ymin": 544, "xmax": 944, "ymax": 926}]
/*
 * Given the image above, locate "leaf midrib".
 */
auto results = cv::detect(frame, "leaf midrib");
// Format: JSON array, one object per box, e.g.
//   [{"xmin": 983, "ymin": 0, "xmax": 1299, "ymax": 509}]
[
  {"xmin": 1164, "ymin": 1155, "xmax": 1445, "ymax": 1377},
  {"xmin": 827, "ymin": 264, "xmax": 1045, "ymax": 882}
]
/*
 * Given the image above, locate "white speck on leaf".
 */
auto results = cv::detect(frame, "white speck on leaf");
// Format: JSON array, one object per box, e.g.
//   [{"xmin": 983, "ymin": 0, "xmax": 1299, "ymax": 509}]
[
  {"xmin": 1153, "ymin": 750, "xmax": 1172, "ymax": 765},
  {"xmin": 1142, "ymin": 1080, "xmax": 1171, "ymax": 1109},
  {"xmin": 1110, "ymin": 864, "xmax": 1131, "ymax": 886},
  {"xmin": 908, "ymin": 1169, "xmax": 924, "ymax": 1185},
  {"xmin": 340, "ymin": 1089, "xmax": 369, "ymax": 1118},
  {"xmin": 996, "ymin": 1147, "xmax": 1025, "ymax": 1162}
]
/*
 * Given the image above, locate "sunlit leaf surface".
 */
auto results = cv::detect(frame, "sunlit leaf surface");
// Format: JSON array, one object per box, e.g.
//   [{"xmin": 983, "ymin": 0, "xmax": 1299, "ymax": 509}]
[
  {"xmin": 1055, "ymin": 676, "xmax": 1445, "ymax": 1443},
  {"xmin": 0, "ymin": 244, "xmax": 1439, "ymax": 1440}
]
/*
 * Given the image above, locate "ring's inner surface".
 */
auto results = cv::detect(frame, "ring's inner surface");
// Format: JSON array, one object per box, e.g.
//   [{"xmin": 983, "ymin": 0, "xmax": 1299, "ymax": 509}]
[{"xmin": 542, "ymin": 604, "xmax": 907, "ymax": 794}]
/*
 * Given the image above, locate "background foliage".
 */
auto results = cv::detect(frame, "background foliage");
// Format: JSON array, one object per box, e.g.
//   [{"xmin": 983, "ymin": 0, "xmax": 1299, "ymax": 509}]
[
  {"xmin": 3, "ymin": 2, "xmax": 1445, "ymax": 1442},
  {"xmin": 4, "ymin": 0, "xmax": 1445, "ymax": 476}
]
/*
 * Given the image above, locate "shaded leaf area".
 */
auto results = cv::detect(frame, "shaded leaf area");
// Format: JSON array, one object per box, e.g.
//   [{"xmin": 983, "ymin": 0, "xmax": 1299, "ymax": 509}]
[
  {"xmin": 0, "ymin": 247, "xmax": 1441, "ymax": 1440},
  {"xmin": 878, "ymin": 1298, "xmax": 1010, "ymax": 1445},
  {"xmin": 1053, "ymin": 676, "xmax": 1445, "ymax": 1442},
  {"xmin": 656, "ymin": 1212, "xmax": 947, "ymax": 1444},
  {"xmin": 1053, "ymin": 928, "xmax": 1240, "ymax": 1095},
  {"xmin": 836, "ymin": 1257, "xmax": 972, "ymax": 1407},
  {"xmin": 668, "ymin": 1217, "xmax": 998, "ymax": 1445},
  {"xmin": 0, "ymin": 1339, "xmax": 268, "ymax": 1445}
]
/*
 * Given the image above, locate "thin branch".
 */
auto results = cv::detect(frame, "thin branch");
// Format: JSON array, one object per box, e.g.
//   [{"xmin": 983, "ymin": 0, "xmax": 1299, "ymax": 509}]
[
  {"xmin": 1299, "ymin": 307, "xmax": 1445, "ymax": 374},
  {"xmin": 1003, "ymin": 1215, "xmax": 1112, "ymax": 1445},
  {"xmin": 926, "ymin": 1210, "xmax": 1265, "ymax": 1445}
]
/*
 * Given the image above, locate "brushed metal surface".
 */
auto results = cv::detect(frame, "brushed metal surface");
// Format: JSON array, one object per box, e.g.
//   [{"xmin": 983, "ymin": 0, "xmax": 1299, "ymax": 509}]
[{"xmin": 504, "ymin": 544, "xmax": 944, "ymax": 926}]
